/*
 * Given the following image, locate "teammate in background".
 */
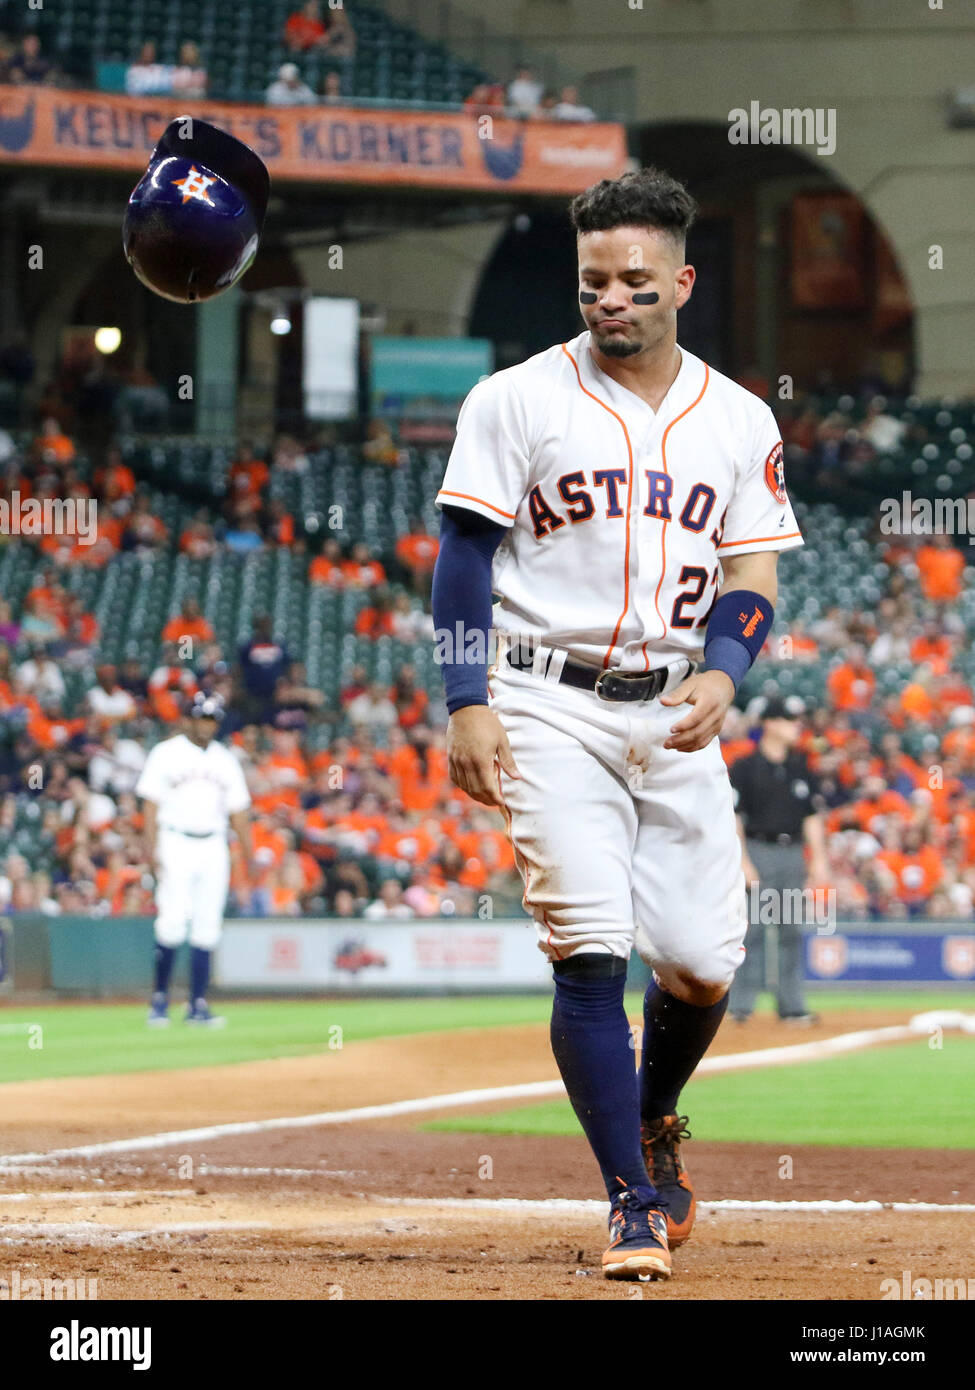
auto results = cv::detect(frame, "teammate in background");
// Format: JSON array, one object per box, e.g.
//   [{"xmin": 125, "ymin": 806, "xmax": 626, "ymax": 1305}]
[
  {"xmin": 432, "ymin": 168, "xmax": 802, "ymax": 1280},
  {"xmin": 136, "ymin": 693, "xmax": 253, "ymax": 1026}
]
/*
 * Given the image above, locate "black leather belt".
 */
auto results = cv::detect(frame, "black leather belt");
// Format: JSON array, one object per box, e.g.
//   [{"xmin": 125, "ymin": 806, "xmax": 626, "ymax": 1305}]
[
  {"xmin": 162, "ymin": 827, "xmax": 218, "ymax": 839},
  {"xmin": 506, "ymin": 649, "xmax": 692, "ymax": 703},
  {"xmin": 748, "ymin": 832, "xmax": 801, "ymax": 846}
]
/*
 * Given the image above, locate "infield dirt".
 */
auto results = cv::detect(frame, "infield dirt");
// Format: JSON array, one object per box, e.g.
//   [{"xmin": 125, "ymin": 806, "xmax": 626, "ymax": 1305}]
[{"xmin": 1, "ymin": 1007, "xmax": 972, "ymax": 1300}]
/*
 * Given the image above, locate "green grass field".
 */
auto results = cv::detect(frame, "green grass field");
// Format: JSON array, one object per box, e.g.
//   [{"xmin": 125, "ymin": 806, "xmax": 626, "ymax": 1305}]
[
  {"xmin": 425, "ymin": 1036, "xmax": 975, "ymax": 1149},
  {"xmin": 0, "ymin": 995, "xmax": 554, "ymax": 1085},
  {"xmin": 1, "ymin": 992, "xmax": 974, "ymax": 1153},
  {"xmin": 0, "ymin": 990, "xmax": 973, "ymax": 1086}
]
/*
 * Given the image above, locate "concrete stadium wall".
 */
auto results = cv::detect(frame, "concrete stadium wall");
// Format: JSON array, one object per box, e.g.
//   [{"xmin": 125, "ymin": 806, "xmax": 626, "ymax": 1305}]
[
  {"xmin": 433, "ymin": 0, "xmax": 975, "ymax": 396},
  {"xmin": 291, "ymin": 218, "xmax": 509, "ymax": 339}
]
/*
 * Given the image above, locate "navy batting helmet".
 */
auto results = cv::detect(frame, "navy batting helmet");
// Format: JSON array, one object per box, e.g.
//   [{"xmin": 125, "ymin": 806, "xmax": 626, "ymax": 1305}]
[
  {"xmin": 187, "ymin": 692, "xmax": 226, "ymax": 722},
  {"xmin": 123, "ymin": 117, "xmax": 270, "ymax": 304}
]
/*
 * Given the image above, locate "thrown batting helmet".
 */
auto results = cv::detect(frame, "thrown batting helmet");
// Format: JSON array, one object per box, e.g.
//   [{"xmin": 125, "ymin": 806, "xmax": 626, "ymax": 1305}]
[{"xmin": 123, "ymin": 117, "xmax": 270, "ymax": 304}]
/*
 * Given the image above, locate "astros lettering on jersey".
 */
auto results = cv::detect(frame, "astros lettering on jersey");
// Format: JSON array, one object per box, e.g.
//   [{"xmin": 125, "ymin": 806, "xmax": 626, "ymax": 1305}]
[{"xmin": 436, "ymin": 330, "xmax": 802, "ymax": 672}]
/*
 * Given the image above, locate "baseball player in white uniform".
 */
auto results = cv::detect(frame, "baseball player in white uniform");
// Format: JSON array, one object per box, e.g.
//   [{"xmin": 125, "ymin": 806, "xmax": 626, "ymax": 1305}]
[
  {"xmin": 136, "ymin": 692, "xmax": 253, "ymax": 1026},
  {"xmin": 431, "ymin": 168, "xmax": 802, "ymax": 1280}
]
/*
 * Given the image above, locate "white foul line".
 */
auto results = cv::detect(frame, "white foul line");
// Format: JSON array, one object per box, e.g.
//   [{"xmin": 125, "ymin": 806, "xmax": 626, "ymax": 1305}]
[
  {"xmin": 0, "ymin": 1013, "xmax": 971, "ymax": 1168},
  {"xmin": 372, "ymin": 1195, "xmax": 975, "ymax": 1216}
]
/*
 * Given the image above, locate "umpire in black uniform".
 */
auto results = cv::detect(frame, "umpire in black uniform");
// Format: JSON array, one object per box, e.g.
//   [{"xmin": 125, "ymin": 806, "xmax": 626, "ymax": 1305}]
[{"xmin": 728, "ymin": 695, "xmax": 828, "ymax": 1023}]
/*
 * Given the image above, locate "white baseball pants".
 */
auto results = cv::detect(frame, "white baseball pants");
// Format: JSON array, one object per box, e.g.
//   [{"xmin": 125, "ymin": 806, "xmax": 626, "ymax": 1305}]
[
  {"xmin": 490, "ymin": 656, "xmax": 747, "ymax": 993},
  {"xmin": 154, "ymin": 829, "xmax": 230, "ymax": 950}
]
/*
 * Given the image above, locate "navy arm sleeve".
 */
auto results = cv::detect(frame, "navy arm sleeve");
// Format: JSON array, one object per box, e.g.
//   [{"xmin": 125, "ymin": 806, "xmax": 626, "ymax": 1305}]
[{"xmin": 431, "ymin": 505, "xmax": 506, "ymax": 715}]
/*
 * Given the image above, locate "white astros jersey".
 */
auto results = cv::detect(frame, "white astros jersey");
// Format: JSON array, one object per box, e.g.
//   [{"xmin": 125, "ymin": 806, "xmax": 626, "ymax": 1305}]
[
  {"xmin": 135, "ymin": 732, "xmax": 251, "ymax": 834},
  {"xmin": 436, "ymin": 331, "xmax": 803, "ymax": 671}
]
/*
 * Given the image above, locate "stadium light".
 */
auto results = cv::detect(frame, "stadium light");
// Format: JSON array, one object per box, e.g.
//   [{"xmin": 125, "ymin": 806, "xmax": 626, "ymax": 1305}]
[
  {"xmin": 270, "ymin": 315, "xmax": 292, "ymax": 336},
  {"xmin": 94, "ymin": 326, "xmax": 122, "ymax": 354}
]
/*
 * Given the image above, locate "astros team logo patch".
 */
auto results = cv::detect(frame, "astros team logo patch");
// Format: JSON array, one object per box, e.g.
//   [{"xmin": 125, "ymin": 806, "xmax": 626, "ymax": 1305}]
[
  {"xmin": 943, "ymin": 936, "xmax": 975, "ymax": 979},
  {"xmin": 809, "ymin": 935, "xmax": 848, "ymax": 978},
  {"xmin": 171, "ymin": 165, "xmax": 216, "ymax": 205},
  {"xmin": 764, "ymin": 440, "xmax": 787, "ymax": 504}
]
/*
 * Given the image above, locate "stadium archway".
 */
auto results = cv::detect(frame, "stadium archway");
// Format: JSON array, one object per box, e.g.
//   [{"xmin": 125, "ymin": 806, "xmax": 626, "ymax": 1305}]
[{"xmin": 467, "ymin": 121, "xmax": 915, "ymax": 395}]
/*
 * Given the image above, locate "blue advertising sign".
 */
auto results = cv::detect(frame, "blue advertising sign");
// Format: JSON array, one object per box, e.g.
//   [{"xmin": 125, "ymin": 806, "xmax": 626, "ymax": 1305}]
[{"xmin": 806, "ymin": 932, "xmax": 975, "ymax": 983}]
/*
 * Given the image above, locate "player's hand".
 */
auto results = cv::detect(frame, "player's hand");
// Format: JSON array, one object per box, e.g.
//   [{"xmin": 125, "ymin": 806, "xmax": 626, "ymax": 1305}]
[
  {"xmin": 742, "ymin": 856, "xmax": 760, "ymax": 887},
  {"xmin": 446, "ymin": 705, "xmax": 520, "ymax": 808},
  {"xmin": 660, "ymin": 670, "xmax": 735, "ymax": 753}
]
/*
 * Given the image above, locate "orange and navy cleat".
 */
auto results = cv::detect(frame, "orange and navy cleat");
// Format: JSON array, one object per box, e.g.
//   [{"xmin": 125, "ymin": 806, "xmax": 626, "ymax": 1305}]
[
  {"xmin": 641, "ymin": 1114, "xmax": 696, "ymax": 1248},
  {"xmin": 601, "ymin": 1184, "xmax": 671, "ymax": 1281}
]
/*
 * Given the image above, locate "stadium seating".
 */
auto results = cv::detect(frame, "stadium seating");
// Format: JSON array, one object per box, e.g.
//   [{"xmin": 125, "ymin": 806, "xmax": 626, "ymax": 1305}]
[{"xmin": 14, "ymin": 0, "xmax": 489, "ymax": 107}]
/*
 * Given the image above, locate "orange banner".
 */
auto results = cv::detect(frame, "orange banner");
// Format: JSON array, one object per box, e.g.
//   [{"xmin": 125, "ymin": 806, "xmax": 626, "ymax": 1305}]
[{"xmin": 0, "ymin": 85, "xmax": 628, "ymax": 193}]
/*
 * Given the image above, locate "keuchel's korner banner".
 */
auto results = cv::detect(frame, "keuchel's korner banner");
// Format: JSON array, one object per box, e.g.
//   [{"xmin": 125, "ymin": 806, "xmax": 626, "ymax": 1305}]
[{"xmin": 0, "ymin": 85, "xmax": 628, "ymax": 194}]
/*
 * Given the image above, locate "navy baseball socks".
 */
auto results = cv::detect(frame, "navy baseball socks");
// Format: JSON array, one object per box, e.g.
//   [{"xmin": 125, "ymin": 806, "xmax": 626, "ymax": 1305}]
[
  {"xmin": 638, "ymin": 979, "xmax": 729, "ymax": 1246},
  {"xmin": 147, "ymin": 944, "xmax": 176, "ymax": 1026},
  {"xmin": 148, "ymin": 945, "xmax": 224, "ymax": 1026},
  {"xmin": 550, "ymin": 955, "xmax": 671, "ymax": 1279},
  {"xmin": 186, "ymin": 947, "xmax": 224, "ymax": 1026}
]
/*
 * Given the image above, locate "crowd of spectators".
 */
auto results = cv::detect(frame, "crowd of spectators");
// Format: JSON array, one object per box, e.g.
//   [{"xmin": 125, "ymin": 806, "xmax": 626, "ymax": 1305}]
[
  {"xmin": 721, "ymin": 526, "xmax": 975, "ymax": 919},
  {"xmin": 778, "ymin": 393, "xmax": 947, "ymax": 487},
  {"xmin": 0, "ymin": 414, "xmax": 522, "ymax": 922},
  {"xmin": 125, "ymin": 40, "xmax": 208, "ymax": 99},
  {"xmin": 0, "ymin": 32, "xmax": 59, "ymax": 85},
  {"xmin": 464, "ymin": 67, "xmax": 597, "ymax": 123},
  {"xmin": 1, "ymin": 13, "xmax": 602, "ymax": 123},
  {"xmin": 3, "ymin": 389, "xmax": 975, "ymax": 924}
]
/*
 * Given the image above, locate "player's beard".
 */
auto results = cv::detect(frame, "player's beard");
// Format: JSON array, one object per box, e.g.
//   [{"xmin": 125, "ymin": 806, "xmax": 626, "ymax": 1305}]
[{"xmin": 593, "ymin": 330, "xmax": 643, "ymax": 358}]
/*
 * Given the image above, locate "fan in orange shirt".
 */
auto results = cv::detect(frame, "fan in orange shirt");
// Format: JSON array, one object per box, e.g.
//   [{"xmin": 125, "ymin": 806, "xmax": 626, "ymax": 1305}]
[
  {"xmin": 252, "ymin": 730, "xmax": 309, "ymax": 814},
  {"xmin": 826, "ymin": 776, "xmax": 912, "ymax": 836},
  {"xmin": 309, "ymin": 538, "xmax": 345, "ymax": 586},
  {"xmin": 266, "ymin": 500, "xmax": 296, "ymax": 546},
  {"xmin": 395, "ymin": 523, "xmax": 440, "ymax": 583},
  {"xmin": 919, "ymin": 756, "xmax": 967, "ymax": 824},
  {"xmin": 33, "ymin": 417, "xmax": 75, "ymax": 465},
  {"xmin": 943, "ymin": 717, "xmax": 975, "ymax": 763},
  {"xmin": 780, "ymin": 619, "xmax": 819, "ymax": 662},
  {"xmin": 251, "ymin": 814, "xmax": 290, "ymax": 868},
  {"xmin": 180, "ymin": 514, "xmax": 218, "ymax": 558},
  {"xmin": 148, "ymin": 645, "xmax": 198, "ymax": 722},
  {"xmin": 267, "ymin": 853, "xmax": 311, "ymax": 915},
  {"xmin": 876, "ymin": 827, "xmax": 944, "ymax": 906},
  {"xmin": 827, "ymin": 646, "xmax": 876, "ymax": 712},
  {"xmin": 228, "ymin": 442, "xmax": 269, "ymax": 500},
  {"xmin": 910, "ymin": 621, "xmax": 952, "ymax": 669},
  {"xmin": 341, "ymin": 542, "xmax": 387, "ymax": 589},
  {"xmin": 94, "ymin": 448, "xmax": 137, "ymax": 500},
  {"xmin": 162, "ymin": 597, "xmax": 214, "ymax": 650},
  {"xmin": 916, "ymin": 534, "xmax": 964, "ymax": 602},
  {"xmin": 355, "ymin": 590, "xmax": 396, "ymax": 639},
  {"xmin": 899, "ymin": 667, "xmax": 937, "ymax": 724},
  {"xmin": 376, "ymin": 812, "xmax": 439, "ymax": 866},
  {"xmin": 391, "ymin": 666, "xmax": 429, "ymax": 730},
  {"xmin": 936, "ymin": 672, "xmax": 974, "ymax": 715},
  {"xmin": 25, "ymin": 573, "xmax": 70, "ymax": 629}
]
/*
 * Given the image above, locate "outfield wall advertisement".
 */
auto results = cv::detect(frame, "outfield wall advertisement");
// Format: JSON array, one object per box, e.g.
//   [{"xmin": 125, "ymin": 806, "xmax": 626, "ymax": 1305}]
[
  {"xmin": 215, "ymin": 918, "xmax": 551, "ymax": 992},
  {"xmin": 806, "ymin": 931, "xmax": 975, "ymax": 984}
]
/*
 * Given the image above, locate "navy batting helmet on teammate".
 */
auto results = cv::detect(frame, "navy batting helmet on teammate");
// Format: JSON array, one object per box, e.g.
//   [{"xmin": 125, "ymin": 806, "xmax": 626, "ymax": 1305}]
[
  {"xmin": 187, "ymin": 692, "xmax": 226, "ymax": 721},
  {"xmin": 123, "ymin": 117, "xmax": 270, "ymax": 304}
]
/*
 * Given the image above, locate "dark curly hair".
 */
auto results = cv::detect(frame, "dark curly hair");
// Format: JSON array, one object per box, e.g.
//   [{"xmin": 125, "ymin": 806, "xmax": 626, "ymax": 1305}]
[{"xmin": 570, "ymin": 167, "xmax": 697, "ymax": 248}]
